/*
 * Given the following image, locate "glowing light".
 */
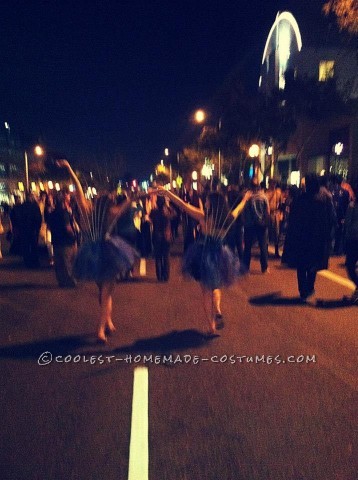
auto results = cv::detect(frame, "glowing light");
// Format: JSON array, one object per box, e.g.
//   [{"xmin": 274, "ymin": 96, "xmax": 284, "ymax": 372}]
[
  {"xmin": 201, "ymin": 164, "xmax": 213, "ymax": 179},
  {"xmin": 172, "ymin": 180, "xmax": 177, "ymax": 189},
  {"xmin": 175, "ymin": 175, "xmax": 183, "ymax": 188},
  {"xmin": 69, "ymin": 184, "xmax": 75, "ymax": 192},
  {"xmin": 31, "ymin": 182, "xmax": 37, "ymax": 191},
  {"xmin": 192, "ymin": 181, "xmax": 198, "ymax": 191},
  {"xmin": 278, "ymin": 23, "xmax": 291, "ymax": 89},
  {"xmin": 262, "ymin": 12, "xmax": 302, "ymax": 65},
  {"xmin": 4, "ymin": 122, "xmax": 10, "ymax": 130},
  {"xmin": 192, "ymin": 171, "xmax": 198, "ymax": 181},
  {"xmin": 195, "ymin": 110, "xmax": 205, "ymax": 123},
  {"xmin": 334, "ymin": 143, "xmax": 344, "ymax": 155},
  {"xmin": 18, "ymin": 182, "xmax": 25, "ymax": 191},
  {"xmin": 290, "ymin": 171, "xmax": 300, "ymax": 187},
  {"xmin": 320, "ymin": 170, "xmax": 326, "ymax": 176},
  {"xmin": 164, "ymin": 148, "xmax": 169, "ymax": 156},
  {"xmin": 39, "ymin": 182, "xmax": 45, "ymax": 191},
  {"xmin": 48, "ymin": 181, "xmax": 54, "ymax": 190},
  {"xmin": 267, "ymin": 146, "xmax": 273, "ymax": 155},
  {"xmin": 92, "ymin": 187, "xmax": 97, "ymax": 195},
  {"xmin": 34, "ymin": 145, "xmax": 44, "ymax": 156},
  {"xmin": 249, "ymin": 144, "xmax": 260, "ymax": 157},
  {"xmin": 55, "ymin": 183, "xmax": 60, "ymax": 191},
  {"xmin": 319, "ymin": 61, "xmax": 335, "ymax": 82}
]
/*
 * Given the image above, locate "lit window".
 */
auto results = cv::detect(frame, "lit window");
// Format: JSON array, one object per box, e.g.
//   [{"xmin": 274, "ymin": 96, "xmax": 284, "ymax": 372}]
[{"xmin": 319, "ymin": 61, "xmax": 335, "ymax": 82}]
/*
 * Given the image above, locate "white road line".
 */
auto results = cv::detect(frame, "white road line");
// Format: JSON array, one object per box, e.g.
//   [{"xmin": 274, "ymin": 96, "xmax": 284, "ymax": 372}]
[
  {"xmin": 318, "ymin": 270, "xmax": 355, "ymax": 291},
  {"xmin": 128, "ymin": 367, "xmax": 149, "ymax": 480}
]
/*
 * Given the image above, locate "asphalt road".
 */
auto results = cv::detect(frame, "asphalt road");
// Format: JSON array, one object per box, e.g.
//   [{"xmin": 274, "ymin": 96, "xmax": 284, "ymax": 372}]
[{"xmin": 0, "ymin": 242, "xmax": 356, "ymax": 480}]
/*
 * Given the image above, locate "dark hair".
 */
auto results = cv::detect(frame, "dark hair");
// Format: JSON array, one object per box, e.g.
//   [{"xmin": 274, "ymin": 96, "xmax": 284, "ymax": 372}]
[
  {"xmin": 207, "ymin": 192, "xmax": 230, "ymax": 229},
  {"xmin": 156, "ymin": 195, "xmax": 166, "ymax": 209},
  {"xmin": 305, "ymin": 174, "xmax": 320, "ymax": 195},
  {"xmin": 94, "ymin": 195, "xmax": 114, "ymax": 237}
]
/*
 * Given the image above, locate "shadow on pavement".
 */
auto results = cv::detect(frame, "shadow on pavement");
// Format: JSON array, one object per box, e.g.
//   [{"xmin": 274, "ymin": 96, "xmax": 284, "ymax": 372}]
[
  {"xmin": 315, "ymin": 298, "xmax": 354, "ymax": 309},
  {"xmin": 0, "ymin": 334, "xmax": 94, "ymax": 360},
  {"xmin": 113, "ymin": 329, "xmax": 219, "ymax": 355},
  {"xmin": 0, "ymin": 283, "xmax": 58, "ymax": 291},
  {"xmin": 249, "ymin": 292, "xmax": 309, "ymax": 306}
]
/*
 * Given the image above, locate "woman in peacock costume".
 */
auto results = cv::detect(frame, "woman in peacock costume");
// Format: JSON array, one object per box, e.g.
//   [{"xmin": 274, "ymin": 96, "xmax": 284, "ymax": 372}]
[
  {"xmin": 57, "ymin": 160, "xmax": 138, "ymax": 343},
  {"xmin": 158, "ymin": 186, "xmax": 250, "ymax": 335}
]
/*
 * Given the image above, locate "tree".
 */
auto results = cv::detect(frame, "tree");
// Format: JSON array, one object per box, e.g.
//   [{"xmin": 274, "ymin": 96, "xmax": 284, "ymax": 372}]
[{"xmin": 323, "ymin": 0, "xmax": 358, "ymax": 35}]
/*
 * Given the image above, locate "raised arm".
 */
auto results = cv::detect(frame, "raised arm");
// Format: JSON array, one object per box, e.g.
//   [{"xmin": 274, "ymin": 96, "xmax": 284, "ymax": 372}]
[
  {"xmin": 56, "ymin": 160, "xmax": 90, "ymax": 214},
  {"xmin": 158, "ymin": 187, "xmax": 205, "ymax": 223},
  {"xmin": 231, "ymin": 191, "xmax": 251, "ymax": 219}
]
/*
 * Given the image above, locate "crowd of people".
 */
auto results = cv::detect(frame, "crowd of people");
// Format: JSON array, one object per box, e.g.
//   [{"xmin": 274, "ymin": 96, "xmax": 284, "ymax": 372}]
[{"xmin": 0, "ymin": 167, "xmax": 357, "ymax": 342}]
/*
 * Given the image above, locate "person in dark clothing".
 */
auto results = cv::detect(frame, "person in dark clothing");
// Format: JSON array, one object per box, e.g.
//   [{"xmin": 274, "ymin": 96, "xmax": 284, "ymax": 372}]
[
  {"xmin": 330, "ymin": 175, "xmax": 350, "ymax": 255},
  {"xmin": 149, "ymin": 196, "xmax": 175, "ymax": 282},
  {"xmin": 281, "ymin": 185, "xmax": 301, "ymax": 267},
  {"xmin": 242, "ymin": 179, "xmax": 270, "ymax": 273},
  {"xmin": 344, "ymin": 182, "xmax": 358, "ymax": 304},
  {"xmin": 20, "ymin": 193, "xmax": 42, "ymax": 268},
  {"xmin": 46, "ymin": 189, "xmax": 78, "ymax": 287},
  {"xmin": 9, "ymin": 195, "xmax": 24, "ymax": 255},
  {"xmin": 180, "ymin": 180, "xmax": 203, "ymax": 252},
  {"xmin": 289, "ymin": 174, "xmax": 336, "ymax": 301},
  {"xmin": 114, "ymin": 194, "xmax": 138, "ymax": 247},
  {"xmin": 226, "ymin": 185, "xmax": 245, "ymax": 259}
]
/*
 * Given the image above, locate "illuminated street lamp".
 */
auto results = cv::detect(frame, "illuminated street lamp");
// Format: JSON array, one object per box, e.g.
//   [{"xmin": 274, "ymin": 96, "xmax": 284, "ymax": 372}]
[
  {"xmin": 249, "ymin": 144, "xmax": 260, "ymax": 179},
  {"xmin": 194, "ymin": 109, "xmax": 206, "ymax": 123},
  {"xmin": 24, "ymin": 145, "xmax": 44, "ymax": 192}
]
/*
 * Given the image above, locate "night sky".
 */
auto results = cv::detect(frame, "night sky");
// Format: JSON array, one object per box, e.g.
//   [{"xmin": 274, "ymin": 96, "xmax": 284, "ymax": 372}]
[{"xmin": 0, "ymin": 0, "xmax": 331, "ymax": 178}]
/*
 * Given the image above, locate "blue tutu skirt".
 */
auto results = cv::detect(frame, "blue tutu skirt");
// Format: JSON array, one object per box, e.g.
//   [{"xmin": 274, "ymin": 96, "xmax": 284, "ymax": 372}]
[
  {"xmin": 74, "ymin": 235, "xmax": 138, "ymax": 283},
  {"xmin": 182, "ymin": 236, "xmax": 243, "ymax": 290}
]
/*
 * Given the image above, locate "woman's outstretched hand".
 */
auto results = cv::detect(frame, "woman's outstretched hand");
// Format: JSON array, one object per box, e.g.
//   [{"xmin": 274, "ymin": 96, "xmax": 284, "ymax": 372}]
[{"xmin": 55, "ymin": 159, "xmax": 71, "ymax": 169}]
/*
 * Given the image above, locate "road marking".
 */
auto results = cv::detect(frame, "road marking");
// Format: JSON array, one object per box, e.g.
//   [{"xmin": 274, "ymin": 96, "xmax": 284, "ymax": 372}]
[
  {"xmin": 318, "ymin": 270, "xmax": 355, "ymax": 291},
  {"xmin": 128, "ymin": 367, "xmax": 149, "ymax": 480}
]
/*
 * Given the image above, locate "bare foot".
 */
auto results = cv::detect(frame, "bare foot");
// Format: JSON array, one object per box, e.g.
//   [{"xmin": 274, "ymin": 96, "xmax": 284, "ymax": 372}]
[
  {"xmin": 97, "ymin": 331, "xmax": 108, "ymax": 344},
  {"xmin": 105, "ymin": 321, "xmax": 116, "ymax": 335}
]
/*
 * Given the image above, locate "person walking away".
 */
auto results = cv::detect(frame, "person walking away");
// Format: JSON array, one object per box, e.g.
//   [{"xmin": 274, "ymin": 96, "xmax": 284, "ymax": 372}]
[
  {"xmin": 226, "ymin": 185, "xmax": 245, "ymax": 259},
  {"xmin": 330, "ymin": 175, "xmax": 350, "ymax": 255},
  {"xmin": 20, "ymin": 193, "xmax": 42, "ymax": 268},
  {"xmin": 243, "ymin": 179, "xmax": 270, "ymax": 273},
  {"xmin": 9, "ymin": 195, "xmax": 23, "ymax": 256},
  {"xmin": 289, "ymin": 174, "xmax": 336, "ymax": 301},
  {"xmin": 47, "ymin": 188, "xmax": 78, "ymax": 288},
  {"xmin": 56, "ymin": 160, "xmax": 138, "ymax": 343},
  {"xmin": 149, "ymin": 195, "xmax": 176, "ymax": 282},
  {"xmin": 38, "ymin": 191, "xmax": 55, "ymax": 266},
  {"xmin": 158, "ymin": 186, "xmax": 250, "ymax": 334},
  {"xmin": 180, "ymin": 178, "xmax": 203, "ymax": 252},
  {"xmin": 281, "ymin": 185, "xmax": 301, "ymax": 267},
  {"xmin": 344, "ymin": 182, "xmax": 358, "ymax": 304},
  {"xmin": 266, "ymin": 179, "xmax": 283, "ymax": 258}
]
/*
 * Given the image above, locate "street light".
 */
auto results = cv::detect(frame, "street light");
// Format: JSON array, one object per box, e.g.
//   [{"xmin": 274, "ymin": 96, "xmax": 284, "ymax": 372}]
[
  {"xmin": 194, "ymin": 109, "xmax": 206, "ymax": 123},
  {"xmin": 249, "ymin": 144, "xmax": 260, "ymax": 179},
  {"xmin": 24, "ymin": 145, "xmax": 44, "ymax": 192}
]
